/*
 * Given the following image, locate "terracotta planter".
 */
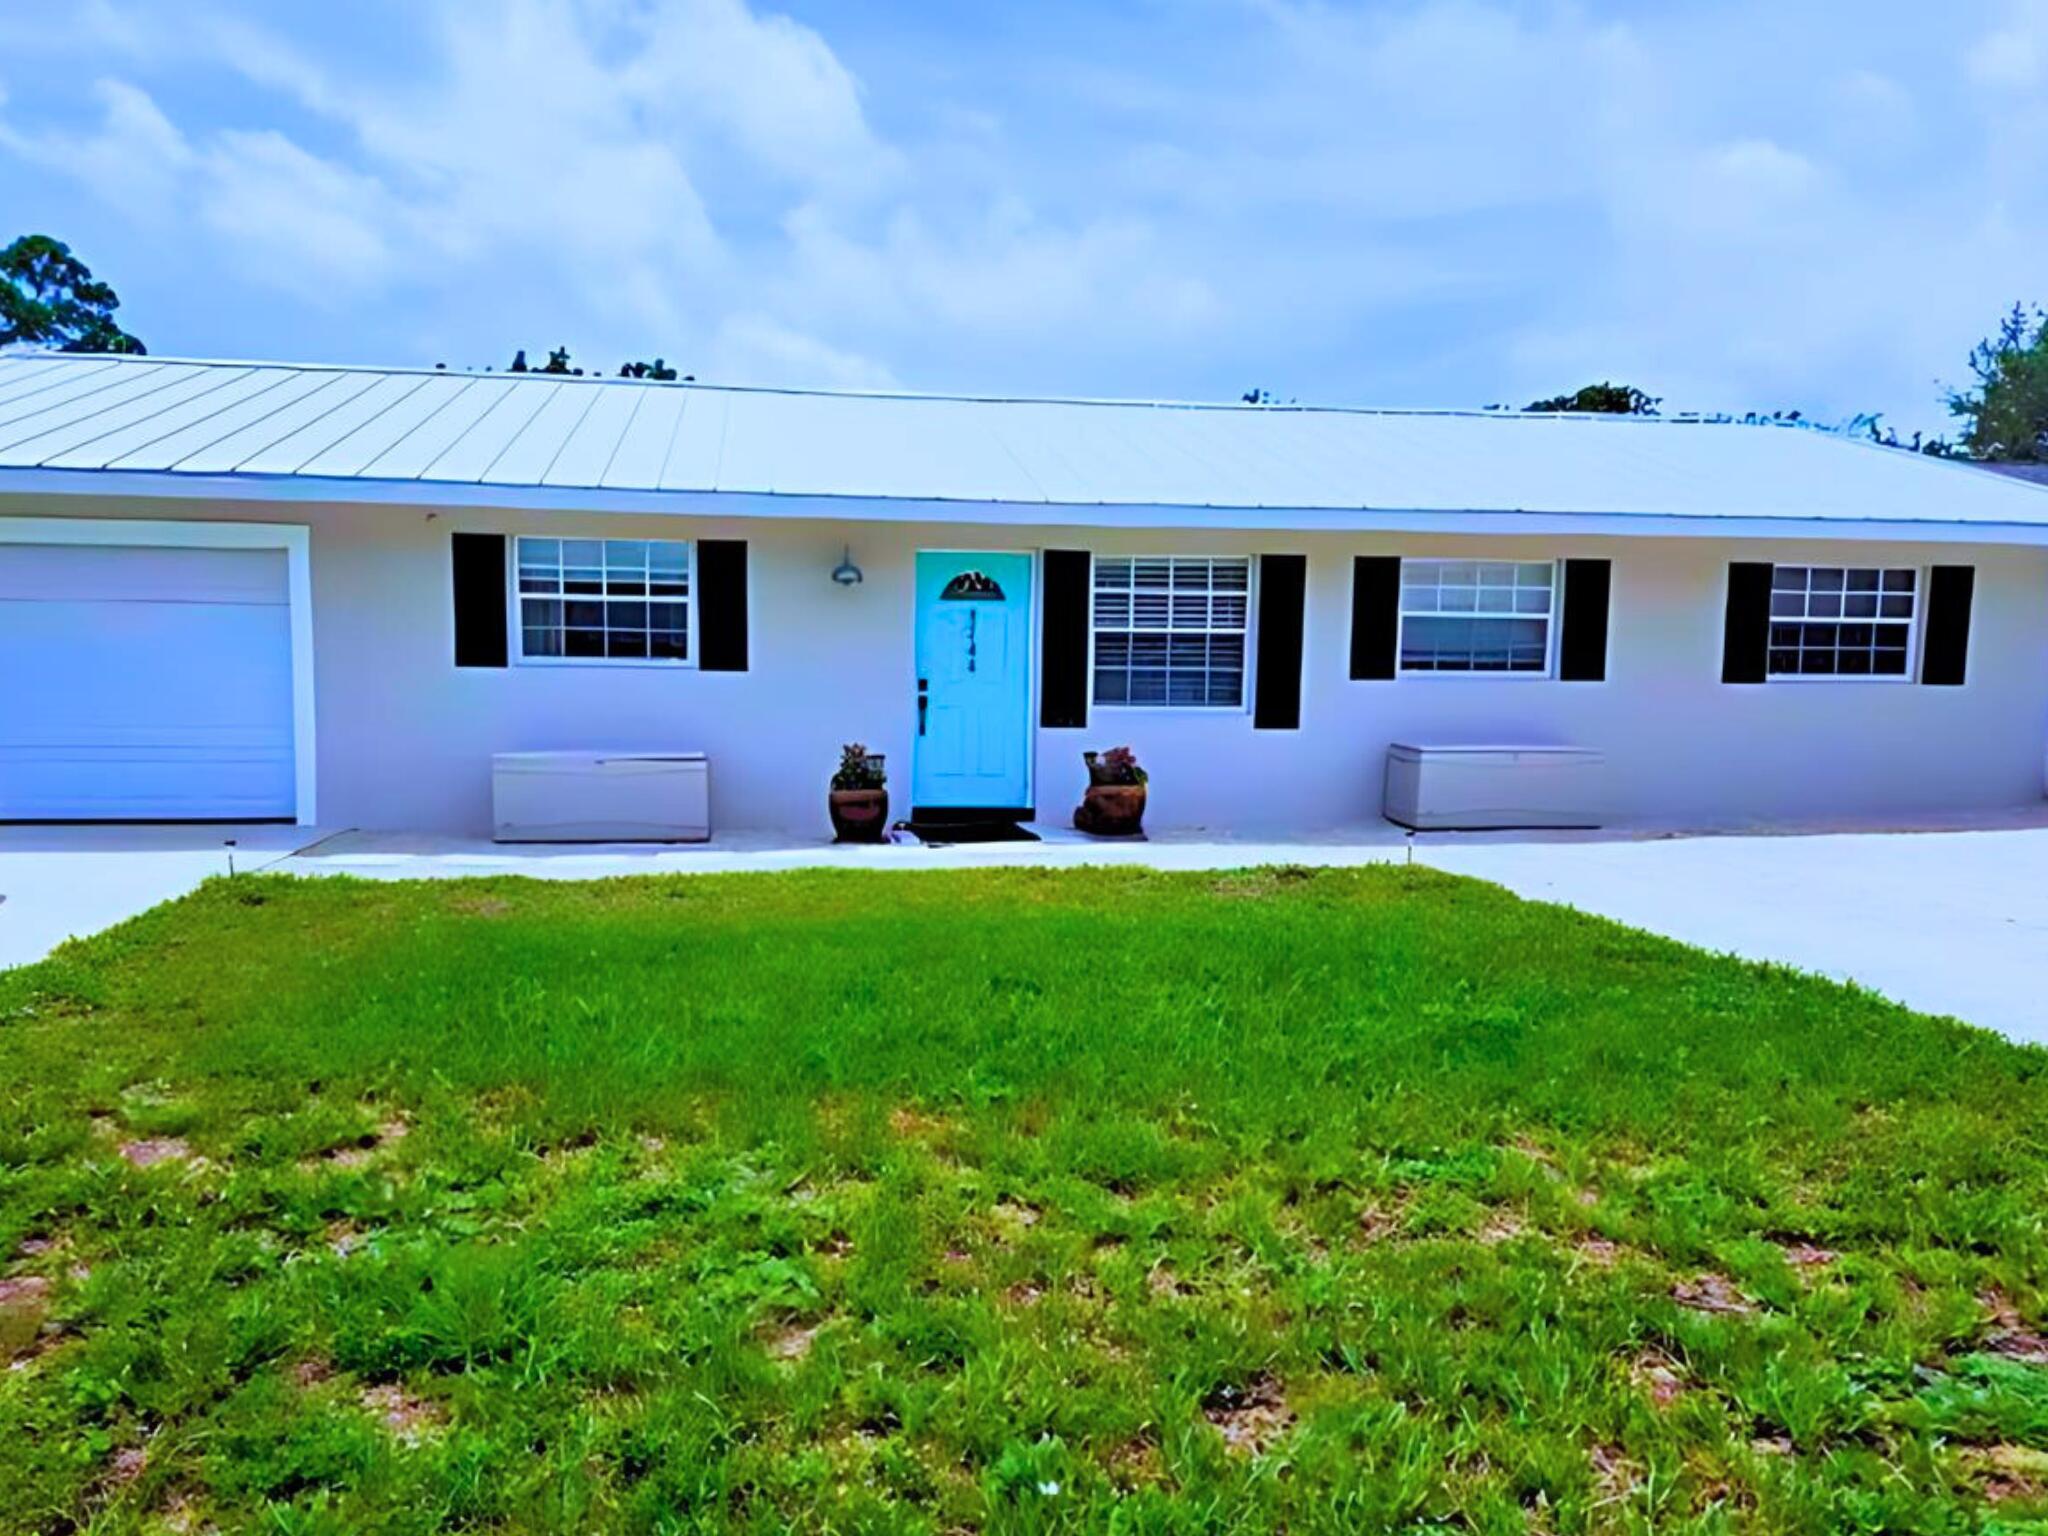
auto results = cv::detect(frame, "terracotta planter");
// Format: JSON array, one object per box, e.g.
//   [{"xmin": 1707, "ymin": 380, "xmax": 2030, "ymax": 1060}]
[
  {"xmin": 829, "ymin": 788, "xmax": 890, "ymax": 843},
  {"xmin": 1075, "ymin": 782, "xmax": 1146, "ymax": 837}
]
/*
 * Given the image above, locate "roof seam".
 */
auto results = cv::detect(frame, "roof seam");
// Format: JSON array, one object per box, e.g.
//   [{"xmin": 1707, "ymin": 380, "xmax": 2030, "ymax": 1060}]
[
  {"xmin": 594, "ymin": 382, "xmax": 649, "ymax": 490},
  {"xmin": 474, "ymin": 381, "xmax": 565, "ymax": 484},
  {"xmin": 532, "ymin": 384, "xmax": 606, "ymax": 486},
  {"xmin": 284, "ymin": 374, "xmax": 435, "ymax": 475},
  {"xmin": 0, "ymin": 357, "xmax": 117, "ymax": 413},
  {"xmin": 162, "ymin": 370, "xmax": 343, "ymax": 471},
  {"xmin": 354, "ymin": 375, "xmax": 480, "ymax": 480},
  {"xmin": 0, "ymin": 361, "xmax": 170, "ymax": 443},
  {"xmin": 3, "ymin": 365, "xmax": 226, "ymax": 460},
  {"xmin": 653, "ymin": 388, "xmax": 693, "ymax": 491},
  {"xmin": 219, "ymin": 372, "xmax": 379, "ymax": 473},
  {"xmin": 99, "ymin": 369, "xmax": 310, "ymax": 469}
]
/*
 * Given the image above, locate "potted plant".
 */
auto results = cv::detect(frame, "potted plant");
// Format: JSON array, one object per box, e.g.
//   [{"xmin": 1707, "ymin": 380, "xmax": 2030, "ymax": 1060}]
[
  {"xmin": 828, "ymin": 743, "xmax": 889, "ymax": 842},
  {"xmin": 1075, "ymin": 745, "xmax": 1148, "ymax": 836}
]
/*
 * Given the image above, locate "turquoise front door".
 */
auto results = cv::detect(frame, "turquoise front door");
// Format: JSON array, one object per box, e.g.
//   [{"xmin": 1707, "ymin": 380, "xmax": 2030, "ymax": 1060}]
[{"xmin": 913, "ymin": 551, "xmax": 1034, "ymax": 812}]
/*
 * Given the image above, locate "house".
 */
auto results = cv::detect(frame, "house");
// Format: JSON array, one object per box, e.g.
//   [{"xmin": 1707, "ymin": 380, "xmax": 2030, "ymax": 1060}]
[{"xmin": 1, "ymin": 351, "xmax": 2046, "ymax": 837}]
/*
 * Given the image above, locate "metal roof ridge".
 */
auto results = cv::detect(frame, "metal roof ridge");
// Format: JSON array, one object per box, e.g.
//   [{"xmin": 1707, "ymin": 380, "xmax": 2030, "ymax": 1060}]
[{"xmin": 3, "ymin": 351, "xmax": 1823, "ymax": 427}]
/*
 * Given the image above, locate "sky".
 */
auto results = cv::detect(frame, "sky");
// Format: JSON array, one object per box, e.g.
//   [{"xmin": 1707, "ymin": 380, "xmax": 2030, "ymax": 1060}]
[{"xmin": 3, "ymin": 1, "xmax": 2046, "ymax": 440}]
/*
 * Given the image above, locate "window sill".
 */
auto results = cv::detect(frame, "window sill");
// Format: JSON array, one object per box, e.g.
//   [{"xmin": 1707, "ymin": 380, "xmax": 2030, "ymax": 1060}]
[
  {"xmin": 1394, "ymin": 670, "xmax": 1557, "ymax": 681},
  {"xmin": 514, "ymin": 656, "xmax": 698, "ymax": 671},
  {"xmin": 1763, "ymin": 673, "xmax": 1915, "ymax": 684},
  {"xmin": 1092, "ymin": 703, "xmax": 1250, "ymax": 714}
]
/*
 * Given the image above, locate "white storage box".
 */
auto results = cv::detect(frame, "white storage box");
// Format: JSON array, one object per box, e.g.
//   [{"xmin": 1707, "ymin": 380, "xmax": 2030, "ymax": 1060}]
[
  {"xmin": 1383, "ymin": 743, "xmax": 1604, "ymax": 831},
  {"xmin": 492, "ymin": 752, "xmax": 710, "ymax": 842}
]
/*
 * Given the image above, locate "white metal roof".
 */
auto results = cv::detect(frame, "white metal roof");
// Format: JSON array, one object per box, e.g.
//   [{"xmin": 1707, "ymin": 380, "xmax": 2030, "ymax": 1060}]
[{"xmin": 2, "ymin": 352, "xmax": 2046, "ymax": 533}]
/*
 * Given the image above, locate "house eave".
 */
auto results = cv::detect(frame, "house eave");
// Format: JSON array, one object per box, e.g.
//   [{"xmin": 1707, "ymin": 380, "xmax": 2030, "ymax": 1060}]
[{"xmin": 4, "ymin": 465, "xmax": 2048, "ymax": 546}]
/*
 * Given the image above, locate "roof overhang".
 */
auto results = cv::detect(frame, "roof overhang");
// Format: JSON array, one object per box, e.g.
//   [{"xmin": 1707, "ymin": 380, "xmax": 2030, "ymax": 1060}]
[{"xmin": 5, "ymin": 465, "xmax": 2048, "ymax": 547}]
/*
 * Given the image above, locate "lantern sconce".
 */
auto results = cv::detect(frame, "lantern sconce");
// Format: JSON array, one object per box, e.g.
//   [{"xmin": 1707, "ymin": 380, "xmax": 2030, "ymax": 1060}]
[{"xmin": 831, "ymin": 545, "xmax": 863, "ymax": 587}]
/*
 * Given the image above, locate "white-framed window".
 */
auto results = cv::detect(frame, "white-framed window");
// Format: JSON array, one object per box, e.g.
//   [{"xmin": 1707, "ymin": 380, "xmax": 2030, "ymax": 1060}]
[
  {"xmin": 1398, "ymin": 559, "xmax": 1556, "ymax": 674},
  {"xmin": 515, "ymin": 536, "xmax": 692, "ymax": 663},
  {"xmin": 1092, "ymin": 555, "xmax": 1251, "ymax": 707},
  {"xmin": 1768, "ymin": 565, "xmax": 1917, "ymax": 678}
]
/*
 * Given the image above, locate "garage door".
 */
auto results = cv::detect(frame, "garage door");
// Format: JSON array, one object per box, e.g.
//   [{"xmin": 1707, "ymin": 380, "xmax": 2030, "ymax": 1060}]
[{"xmin": 0, "ymin": 543, "xmax": 296, "ymax": 821}]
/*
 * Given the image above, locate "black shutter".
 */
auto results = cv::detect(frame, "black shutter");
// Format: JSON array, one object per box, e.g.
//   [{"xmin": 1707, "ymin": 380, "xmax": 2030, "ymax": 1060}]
[
  {"xmin": 1558, "ymin": 558, "xmax": 1611, "ymax": 682},
  {"xmin": 452, "ymin": 532, "xmax": 508, "ymax": 668},
  {"xmin": 698, "ymin": 539, "xmax": 748, "ymax": 671},
  {"xmin": 1040, "ymin": 549, "xmax": 1091, "ymax": 728},
  {"xmin": 1349, "ymin": 556, "xmax": 1400, "ymax": 680},
  {"xmin": 1253, "ymin": 554, "xmax": 1307, "ymax": 729},
  {"xmin": 1721, "ymin": 561, "xmax": 1773, "ymax": 684},
  {"xmin": 1921, "ymin": 565, "xmax": 1975, "ymax": 686}
]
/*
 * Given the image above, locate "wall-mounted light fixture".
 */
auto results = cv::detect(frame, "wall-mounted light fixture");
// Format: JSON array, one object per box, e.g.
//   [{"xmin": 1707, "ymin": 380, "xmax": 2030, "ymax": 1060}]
[{"xmin": 831, "ymin": 545, "xmax": 863, "ymax": 587}]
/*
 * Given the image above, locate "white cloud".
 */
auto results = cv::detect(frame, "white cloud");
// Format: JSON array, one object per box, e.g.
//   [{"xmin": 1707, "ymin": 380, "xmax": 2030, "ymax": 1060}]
[
  {"xmin": 1967, "ymin": 1, "xmax": 2048, "ymax": 88},
  {"xmin": 0, "ymin": 0, "xmax": 2042, "ymax": 436},
  {"xmin": 199, "ymin": 131, "xmax": 400, "ymax": 299},
  {"xmin": 0, "ymin": 0, "xmax": 878, "ymax": 363},
  {"xmin": 0, "ymin": 0, "xmax": 1215, "ymax": 389},
  {"xmin": 776, "ymin": 198, "xmax": 1217, "ymax": 344},
  {"xmin": 1657, "ymin": 138, "xmax": 1825, "ymax": 241},
  {"xmin": 0, "ymin": 79, "xmax": 395, "ymax": 303},
  {"xmin": 707, "ymin": 314, "xmax": 897, "ymax": 389},
  {"xmin": 615, "ymin": 0, "xmax": 898, "ymax": 194},
  {"xmin": 0, "ymin": 78, "xmax": 192, "ymax": 219}
]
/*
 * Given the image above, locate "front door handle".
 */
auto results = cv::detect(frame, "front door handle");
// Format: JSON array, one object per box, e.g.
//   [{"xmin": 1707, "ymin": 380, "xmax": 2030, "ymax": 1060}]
[{"xmin": 917, "ymin": 678, "xmax": 929, "ymax": 736}]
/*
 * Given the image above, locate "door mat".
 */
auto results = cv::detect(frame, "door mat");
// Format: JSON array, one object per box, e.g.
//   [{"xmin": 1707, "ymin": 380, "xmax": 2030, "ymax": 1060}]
[{"xmin": 899, "ymin": 820, "xmax": 1042, "ymax": 846}]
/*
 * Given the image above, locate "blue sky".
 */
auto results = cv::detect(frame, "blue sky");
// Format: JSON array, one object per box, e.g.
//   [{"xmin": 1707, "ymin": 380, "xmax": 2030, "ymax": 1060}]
[{"xmin": 3, "ymin": 1, "xmax": 2045, "ymax": 437}]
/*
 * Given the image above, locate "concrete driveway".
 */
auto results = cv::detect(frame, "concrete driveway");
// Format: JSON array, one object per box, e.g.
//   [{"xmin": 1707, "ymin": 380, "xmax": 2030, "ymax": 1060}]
[
  {"xmin": 1420, "ymin": 827, "xmax": 2048, "ymax": 1046},
  {"xmin": 0, "ymin": 824, "xmax": 318, "ymax": 969},
  {"xmin": 4, "ymin": 820, "xmax": 2044, "ymax": 1048}
]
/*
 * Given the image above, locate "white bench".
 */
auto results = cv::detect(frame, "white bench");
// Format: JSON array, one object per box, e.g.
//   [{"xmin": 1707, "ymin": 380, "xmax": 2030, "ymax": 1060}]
[
  {"xmin": 492, "ymin": 752, "xmax": 710, "ymax": 842},
  {"xmin": 1383, "ymin": 743, "xmax": 1604, "ymax": 831}
]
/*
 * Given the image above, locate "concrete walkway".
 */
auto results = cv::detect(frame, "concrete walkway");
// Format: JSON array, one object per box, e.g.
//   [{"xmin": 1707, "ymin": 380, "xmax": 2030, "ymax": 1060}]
[
  {"xmin": 0, "ymin": 823, "xmax": 316, "ymax": 969},
  {"xmin": 4, "ymin": 817, "xmax": 2045, "ymax": 1046},
  {"xmin": 279, "ymin": 821, "xmax": 1418, "ymax": 879}
]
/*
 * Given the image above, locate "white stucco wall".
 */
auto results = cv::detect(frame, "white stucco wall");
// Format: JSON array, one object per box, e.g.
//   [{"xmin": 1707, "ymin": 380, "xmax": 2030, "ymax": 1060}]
[{"xmin": 7, "ymin": 492, "xmax": 2047, "ymax": 835}]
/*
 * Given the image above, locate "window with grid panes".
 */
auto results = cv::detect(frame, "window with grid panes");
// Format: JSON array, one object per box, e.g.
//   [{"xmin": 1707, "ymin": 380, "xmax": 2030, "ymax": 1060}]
[
  {"xmin": 1767, "ymin": 565, "xmax": 1916, "ymax": 677},
  {"xmin": 1091, "ymin": 556, "xmax": 1251, "ymax": 706},
  {"xmin": 516, "ymin": 537, "xmax": 691, "ymax": 662},
  {"xmin": 1397, "ymin": 559, "xmax": 1556, "ymax": 673}
]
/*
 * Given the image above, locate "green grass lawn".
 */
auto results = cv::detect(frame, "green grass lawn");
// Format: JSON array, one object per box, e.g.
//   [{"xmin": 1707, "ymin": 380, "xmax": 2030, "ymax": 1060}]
[{"xmin": 3, "ymin": 865, "xmax": 2048, "ymax": 1534}]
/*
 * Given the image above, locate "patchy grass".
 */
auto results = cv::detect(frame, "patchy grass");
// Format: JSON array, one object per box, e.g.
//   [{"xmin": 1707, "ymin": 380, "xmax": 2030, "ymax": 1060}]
[{"xmin": 1, "ymin": 864, "xmax": 2046, "ymax": 1533}]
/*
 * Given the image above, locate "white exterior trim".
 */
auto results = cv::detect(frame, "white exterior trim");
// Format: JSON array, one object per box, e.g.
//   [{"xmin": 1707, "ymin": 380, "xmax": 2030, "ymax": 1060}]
[
  {"xmin": 1394, "ymin": 554, "xmax": 1563, "ymax": 681},
  {"xmin": 1088, "ymin": 551, "xmax": 1260, "ymax": 717},
  {"xmin": 0, "ymin": 515, "xmax": 317, "ymax": 824},
  {"xmin": 8, "ymin": 466, "xmax": 2048, "ymax": 547}
]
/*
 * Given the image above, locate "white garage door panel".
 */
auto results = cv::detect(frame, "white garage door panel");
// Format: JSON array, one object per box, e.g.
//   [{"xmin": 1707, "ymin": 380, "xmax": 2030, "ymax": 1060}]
[
  {"xmin": 0, "ymin": 545, "xmax": 297, "ymax": 821},
  {"xmin": 0, "ymin": 543, "xmax": 290, "ymax": 604}
]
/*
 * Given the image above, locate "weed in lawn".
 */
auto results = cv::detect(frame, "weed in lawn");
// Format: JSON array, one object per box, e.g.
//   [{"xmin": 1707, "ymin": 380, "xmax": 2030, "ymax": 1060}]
[
  {"xmin": 115, "ymin": 1136, "xmax": 189, "ymax": 1168},
  {"xmin": 1201, "ymin": 1372, "xmax": 1296, "ymax": 1455}
]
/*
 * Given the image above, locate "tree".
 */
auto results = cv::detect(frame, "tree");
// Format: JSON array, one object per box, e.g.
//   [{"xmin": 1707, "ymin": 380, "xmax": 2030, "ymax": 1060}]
[
  {"xmin": 509, "ymin": 346, "xmax": 583, "ymax": 375},
  {"xmin": 1526, "ymin": 382, "xmax": 1659, "ymax": 415},
  {"xmin": 498, "ymin": 348, "xmax": 691, "ymax": 381},
  {"xmin": 1945, "ymin": 302, "xmax": 2048, "ymax": 461},
  {"xmin": 1866, "ymin": 419, "xmax": 1957, "ymax": 457},
  {"xmin": 619, "ymin": 359, "xmax": 689, "ymax": 381},
  {"xmin": 0, "ymin": 235, "xmax": 145, "ymax": 354}
]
